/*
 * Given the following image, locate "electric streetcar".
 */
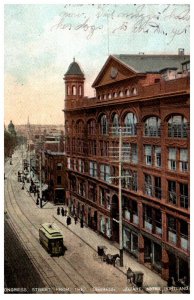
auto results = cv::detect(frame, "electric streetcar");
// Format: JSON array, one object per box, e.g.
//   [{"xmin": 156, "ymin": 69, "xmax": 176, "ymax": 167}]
[{"xmin": 39, "ymin": 223, "xmax": 65, "ymax": 256}]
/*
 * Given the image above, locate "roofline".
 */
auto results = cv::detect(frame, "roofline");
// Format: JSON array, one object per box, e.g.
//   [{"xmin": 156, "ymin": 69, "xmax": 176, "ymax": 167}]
[{"xmin": 92, "ymin": 55, "xmax": 139, "ymax": 88}]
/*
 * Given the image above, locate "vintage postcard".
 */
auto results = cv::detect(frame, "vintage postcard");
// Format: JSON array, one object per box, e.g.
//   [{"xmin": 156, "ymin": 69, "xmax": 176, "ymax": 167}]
[{"xmin": 3, "ymin": 1, "xmax": 190, "ymax": 296}]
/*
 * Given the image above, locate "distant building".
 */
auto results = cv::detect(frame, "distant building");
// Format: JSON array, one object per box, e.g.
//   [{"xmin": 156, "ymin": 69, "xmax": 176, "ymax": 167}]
[
  {"xmin": 63, "ymin": 51, "xmax": 190, "ymax": 283},
  {"xmin": 8, "ymin": 120, "xmax": 16, "ymax": 137}
]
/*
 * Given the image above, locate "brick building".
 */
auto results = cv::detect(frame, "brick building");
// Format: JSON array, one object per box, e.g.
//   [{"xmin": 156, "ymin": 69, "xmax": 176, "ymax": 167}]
[
  {"xmin": 41, "ymin": 132, "xmax": 65, "ymax": 204},
  {"xmin": 63, "ymin": 52, "xmax": 190, "ymax": 283}
]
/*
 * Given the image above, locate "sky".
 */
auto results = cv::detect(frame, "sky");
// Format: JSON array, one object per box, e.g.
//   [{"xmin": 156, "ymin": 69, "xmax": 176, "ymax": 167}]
[{"xmin": 4, "ymin": 2, "xmax": 190, "ymax": 125}]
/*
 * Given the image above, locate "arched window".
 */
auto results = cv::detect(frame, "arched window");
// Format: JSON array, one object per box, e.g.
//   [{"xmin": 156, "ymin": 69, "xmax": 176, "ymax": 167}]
[
  {"xmin": 72, "ymin": 85, "xmax": 76, "ymax": 96},
  {"xmin": 131, "ymin": 87, "xmax": 137, "ymax": 95},
  {"xmin": 168, "ymin": 115, "xmax": 187, "ymax": 138},
  {"xmin": 119, "ymin": 91, "xmax": 124, "ymax": 97},
  {"xmin": 67, "ymin": 85, "xmax": 70, "ymax": 96},
  {"xmin": 79, "ymin": 85, "xmax": 82, "ymax": 96},
  {"xmin": 108, "ymin": 93, "xmax": 112, "ymax": 99},
  {"xmin": 113, "ymin": 92, "xmax": 117, "ymax": 98},
  {"xmin": 100, "ymin": 115, "xmax": 108, "ymax": 135},
  {"xmin": 144, "ymin": 117, "xmax": 161, "ymax": 137},
  {"xmin": 125, "ymin": 89, "xmax": 130, "ymax": 97},
  {"xmin": 124, "ymin": 112, "xmax": 137, "ymax": 135},
  {"xmin": 112, "ymin": 113, "xmax": 119, "ymax": 135},
  {"xmin": 103, "ymin": 94, "xmax": 106, "ymax": 100}
]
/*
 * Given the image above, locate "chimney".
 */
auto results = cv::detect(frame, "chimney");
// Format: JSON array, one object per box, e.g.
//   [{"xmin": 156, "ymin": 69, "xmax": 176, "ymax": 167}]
[{"xmin": 178, "ymin": 48, "xmax": 185, "ymax": 56}]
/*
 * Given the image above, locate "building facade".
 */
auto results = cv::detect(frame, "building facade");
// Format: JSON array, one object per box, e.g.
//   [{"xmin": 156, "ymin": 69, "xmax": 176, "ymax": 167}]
[{"xmin": 63, "ymin": 53, "xmax": 190, "ymax": 283}]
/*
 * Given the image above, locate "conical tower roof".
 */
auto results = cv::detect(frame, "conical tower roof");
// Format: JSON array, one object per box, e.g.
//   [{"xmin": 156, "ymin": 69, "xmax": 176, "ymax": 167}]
[{"xmin": 65, "ymin": 59, "xmax": 84, "ymax": 76}]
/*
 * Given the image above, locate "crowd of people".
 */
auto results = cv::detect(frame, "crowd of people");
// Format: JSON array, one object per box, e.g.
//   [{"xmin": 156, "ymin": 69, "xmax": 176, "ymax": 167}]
[{"xmin": 57, "ymin": 206, "xmax": 84, "ymax": 228}]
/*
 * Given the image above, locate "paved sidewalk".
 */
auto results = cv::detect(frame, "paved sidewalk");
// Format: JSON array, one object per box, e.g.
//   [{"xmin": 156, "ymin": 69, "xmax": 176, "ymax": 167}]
[{"xmin": 53, "ymin": 212, "xmax": 167, "ymax": 292}]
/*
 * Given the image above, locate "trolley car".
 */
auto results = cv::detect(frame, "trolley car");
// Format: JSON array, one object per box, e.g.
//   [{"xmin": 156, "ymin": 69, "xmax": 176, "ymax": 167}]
[{"xmin": 39, "ymin": 223, "xmax": 65, "ymax": 256}]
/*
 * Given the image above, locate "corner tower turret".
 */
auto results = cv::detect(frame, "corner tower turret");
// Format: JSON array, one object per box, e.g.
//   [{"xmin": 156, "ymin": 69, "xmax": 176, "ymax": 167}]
[{"xmin": 64, "ymin": 58, "xmax": 85, "ymax": 108}]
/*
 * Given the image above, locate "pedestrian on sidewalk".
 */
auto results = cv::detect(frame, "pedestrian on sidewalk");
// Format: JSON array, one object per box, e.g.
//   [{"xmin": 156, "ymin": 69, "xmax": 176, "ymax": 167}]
[
  {"xmin": 57, "ymin": 207, "xmax": 60, "ymax": 215},
  {"xmin": 61, "ymin": 207, "xmax": 65, "ymax": 216},
  {"xmin": 74, "ymin": 215, "xmax": 78, "ymax": 224},
  {"xmin": 64, "ymin": 209, "xmax": 67, "ymax": 217},
  {"xmin": 67, "ymin": 216, "xmax": 71, "ymax": 225},
  {"xmin": 80, "ymin": 218, "xmax": 84, "ymax": 228}
]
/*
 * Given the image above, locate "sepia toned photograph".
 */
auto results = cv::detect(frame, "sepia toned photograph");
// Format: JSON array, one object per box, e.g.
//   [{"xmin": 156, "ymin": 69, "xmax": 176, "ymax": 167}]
[{"xmin": 3, "ymin": 1, "xmax": 190, "ymax": 295}]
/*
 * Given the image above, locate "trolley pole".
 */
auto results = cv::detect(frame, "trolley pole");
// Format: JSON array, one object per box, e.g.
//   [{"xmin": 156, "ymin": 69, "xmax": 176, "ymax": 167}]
[
  {"xmin": 39, "ymin": 150, "xmax": 42, "ymax": 208},
  {"xmin": 118, "ymin": 128, "xmax": 123, "ymax": 267}
]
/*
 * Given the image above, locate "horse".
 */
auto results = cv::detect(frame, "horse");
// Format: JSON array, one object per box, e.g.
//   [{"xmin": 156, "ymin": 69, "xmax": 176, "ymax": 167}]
[{"xmin": 105, "ymin": 253, "xmax": 120, "ymax": 266}]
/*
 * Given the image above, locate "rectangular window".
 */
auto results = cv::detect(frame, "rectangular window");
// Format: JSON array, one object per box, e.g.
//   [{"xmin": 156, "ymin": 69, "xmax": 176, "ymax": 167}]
[
  {"xmin": 131, "ymin": 144, "xmax": 138, "ymax": 164},
  {"xmin": 144, "ymin": 174, "xmax": 153, "ymax": 196},
  {"xmin": 122, "ymin": 143, "xmax": 130, "ymax": 161},
  {"xmin": 100, "ymin": 164, "xmax": 110, "ymax": 183},
  {"xmin": 168, "ymin": 180, "xmax": 177, "ymax": 205},
  {"xmin": 144, "ymin": 205, "xmax": 153, "ymax": 232},
  {"xmin": 154, "ymin": 146, "xmax": 161, "ymax": 167},
  {"xmin": 78, "ymin": 159, "xmax": 84, "ymax": 173},
  {"xmin": 168, "ymin": 148, "xmax": 177, "ymax": 170},
  {"xmin": 88, "ymin": 140, "xmax": 96, "ymax": 156},
  {"xmin": 88, "ymin": 183, "xmax": 96, "ymax": 202},
  {"xmin": 154, "ymin": 176, "xmax": 162, "ymax": 199},
  {"xmin": 180, "ymin": 149, "xmax": 188, "ymax": 172},
  {"xmin": 145, "ymin": 145, "xmax": 152, "ymax": 165},
  {"xmin": 180, "ymin": 183, "xmax": 189, "ymax": 209},
  {"xmin": 89, "ymin": 161, "xmax": 97, "ymax": 177},
  {"xmin": 100, "ymin": 188, "xmax": 105, "ymax": 206},
  {"xmin": 78, "ymin": 181, "xmax": 86, "ymax": 197},
  {"xmin": 168, "ymin": 215, "xmax": 177, "ymax": 244},
  {"xmin": 73, "ymin": 159, "xmax": 77, "ymax": 171}
]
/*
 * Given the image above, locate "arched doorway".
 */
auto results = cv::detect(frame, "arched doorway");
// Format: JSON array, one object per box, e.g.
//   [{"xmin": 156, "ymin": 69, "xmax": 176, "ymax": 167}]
[{"xmin": 111, "ymin": 194, "xmax": 119, "ymax": 242}]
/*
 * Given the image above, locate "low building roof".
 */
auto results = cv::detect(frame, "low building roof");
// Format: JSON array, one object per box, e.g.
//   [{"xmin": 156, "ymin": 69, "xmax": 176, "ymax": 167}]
[{"xmin": 113, "ymin": 54, "xmax": 190, "ymax": 73}]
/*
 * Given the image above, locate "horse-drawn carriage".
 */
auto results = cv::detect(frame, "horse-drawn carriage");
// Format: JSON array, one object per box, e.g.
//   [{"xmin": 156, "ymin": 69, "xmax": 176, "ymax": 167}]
[
  {"xmin": 127, "ymin": 267, "xmax": 144, "ymax": 287},
  {"xmin": 97, "ymin": 246, "xmax": 120, "ymax": 266}
]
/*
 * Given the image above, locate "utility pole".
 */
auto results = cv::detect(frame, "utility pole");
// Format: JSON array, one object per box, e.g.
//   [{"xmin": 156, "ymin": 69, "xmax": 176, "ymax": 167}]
[
  {"xmin": 109, "ymin": 127, "xmax": 131, "ymax": 267},
  {"xmin": 118, "ymin": 128, "xmax": 123, "ymax": 266},
  {"xmin": 39, "ymin": 150, "xmax": 42, "ymax": 208},
  {"xmin": 29, "ymin": 150, "xmax": 31, "ymax": 182},
  {"xmin": 21, "ymin": 136, "xmax": 24, "ymax": 173}
]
